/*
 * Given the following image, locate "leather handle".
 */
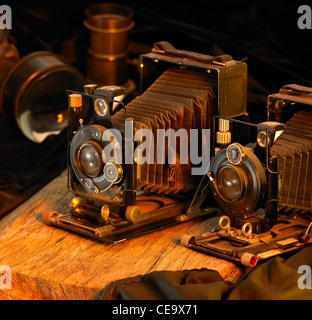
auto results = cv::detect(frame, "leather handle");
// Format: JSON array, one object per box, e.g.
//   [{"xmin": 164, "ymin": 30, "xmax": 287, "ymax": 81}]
[
  {"xmin": 280, "ymin": 84, "xmax": 312, "ymax": 96},
  {"xmin": 152, "ymin": 41, "xmax": 233, "ymax": 64}
]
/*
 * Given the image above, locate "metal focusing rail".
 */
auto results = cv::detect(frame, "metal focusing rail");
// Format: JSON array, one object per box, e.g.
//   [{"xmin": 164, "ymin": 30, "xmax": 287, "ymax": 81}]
[{"xmin": 181, "ymin": 218, "xmax": 312, "ymax": 267}]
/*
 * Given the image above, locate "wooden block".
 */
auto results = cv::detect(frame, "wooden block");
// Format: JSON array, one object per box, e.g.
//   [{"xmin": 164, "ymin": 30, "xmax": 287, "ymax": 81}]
[{"xmin": 0, "ymin": 170, "xmax": 242, "ymax": 300}]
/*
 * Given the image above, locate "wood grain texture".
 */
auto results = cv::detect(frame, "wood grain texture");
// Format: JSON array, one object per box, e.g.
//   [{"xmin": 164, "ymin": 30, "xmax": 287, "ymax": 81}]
[{"xmin": 0, "ymin": 170, "xmax": 243, "ymax": 300}]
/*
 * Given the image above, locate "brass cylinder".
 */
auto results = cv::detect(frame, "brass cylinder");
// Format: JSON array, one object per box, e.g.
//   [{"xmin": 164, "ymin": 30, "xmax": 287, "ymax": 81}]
[{"xmin": 84, "ymin": 3, "xmax": 134, "ymax": 85}]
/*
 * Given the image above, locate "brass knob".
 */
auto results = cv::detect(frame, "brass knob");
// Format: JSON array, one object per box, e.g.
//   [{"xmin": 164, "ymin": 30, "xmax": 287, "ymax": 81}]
[
  {"xmin": 216, "ymin": 118, "xmax": 231, "ymax": 145},
  {"xmin": 125, "ymin": 205, "xmax": 141, "ymax": 223},
  {"xmin": 69, "ymin": 94, "xmax": 82, "ymax": 108}
]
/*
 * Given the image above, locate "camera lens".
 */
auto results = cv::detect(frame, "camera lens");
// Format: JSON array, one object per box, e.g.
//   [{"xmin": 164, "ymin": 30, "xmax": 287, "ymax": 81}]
[
  {"xmin": 78, "ymin": 142, "xmax": 102, "ymax": 177},
  {"xmin": 0, "ymin": 52, "xmax": 85, "ymax": 143},
  {"xmin": 217, "ymin": 166, "xmax": 243, "ymax": 202}
]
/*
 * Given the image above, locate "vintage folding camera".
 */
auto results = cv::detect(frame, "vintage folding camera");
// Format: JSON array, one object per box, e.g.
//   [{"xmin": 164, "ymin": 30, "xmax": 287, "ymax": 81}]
[
  {"xmin": 42, "ymin": 42, "xmax": 247, "ymax": 243},
  {"xmin": 182, "ymin": 86, "xmax": 312, "ymax": 267}
]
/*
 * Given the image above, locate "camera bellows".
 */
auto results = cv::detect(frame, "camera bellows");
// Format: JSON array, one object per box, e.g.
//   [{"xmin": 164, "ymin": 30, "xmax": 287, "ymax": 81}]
[
  {"xmin": 111, "ymin": 68, "xmax": 214, "ymax": 194},
  {"xmin": 271, "ymin": 110, "xmax": 312, "ymax": 213}
]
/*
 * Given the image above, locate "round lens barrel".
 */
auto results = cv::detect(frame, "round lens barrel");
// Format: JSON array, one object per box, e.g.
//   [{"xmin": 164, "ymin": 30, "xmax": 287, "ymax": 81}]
[{"xmin": 0, "ymin": 51, "xmax": 85, "ymax": 143}]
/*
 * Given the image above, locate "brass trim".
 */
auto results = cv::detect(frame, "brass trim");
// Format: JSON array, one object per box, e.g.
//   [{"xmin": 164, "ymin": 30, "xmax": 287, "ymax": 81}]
[
  {"xmin": 84, "ymin": 20, "xmax": 135, "ymax": 34},
  {"xmin": 87, "ymin": 48, "xmax": 127, "ymax": 60}
]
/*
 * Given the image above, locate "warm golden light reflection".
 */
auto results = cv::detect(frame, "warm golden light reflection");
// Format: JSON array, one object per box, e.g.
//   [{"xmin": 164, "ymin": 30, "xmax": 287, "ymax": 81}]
[{"xmin": 57, "ymin": 113, "xmax": 64, "ymax": 123}]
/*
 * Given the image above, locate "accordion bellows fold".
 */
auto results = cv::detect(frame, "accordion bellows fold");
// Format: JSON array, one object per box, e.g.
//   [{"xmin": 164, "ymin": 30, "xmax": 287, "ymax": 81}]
[
  {"xmin": 111, "ymin": 68, "xmax": 214, "ymax": 194},
  {"xmin": 271, "ymin": 110, "xmax": 312, "ymax": 214}
]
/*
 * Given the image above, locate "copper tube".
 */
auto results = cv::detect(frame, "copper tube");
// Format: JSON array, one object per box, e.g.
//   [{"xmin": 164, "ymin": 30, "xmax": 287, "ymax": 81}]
[{"xmin": 84, "ymin": 3, "xmax": 134, "ymax": 85}]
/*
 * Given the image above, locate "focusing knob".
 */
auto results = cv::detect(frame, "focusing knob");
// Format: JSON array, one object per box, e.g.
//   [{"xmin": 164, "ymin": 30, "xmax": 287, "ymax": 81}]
[
  {"xmin": 216, "ymin": 131, "xmax": 231, "ymax": 145},
  {"xmin": 104, "ymin": 160, "xmax": 123, "ymax": 183},
  {"xmin": 181, "ymin": 234, "xmax": 194, "ymax": 247},
  {"xmin": 241, "ymin": 252, "xmax": 258, "ymax": 267},
  {"xmin": 216, "ymin": 118, "xmax": 231, "ymax": 146},
  {"xmin": 125, "ymin": 205, "xmax": 141, "ymax": 223},
  {"xmin": 218, "ymin": 118, "xmax": 229, "ymax": 132}
]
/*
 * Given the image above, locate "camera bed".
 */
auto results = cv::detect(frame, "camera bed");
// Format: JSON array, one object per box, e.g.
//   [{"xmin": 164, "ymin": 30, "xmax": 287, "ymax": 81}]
[
  {"xmin": 43, "ymin": 194, "xmax": 214, "ymax": 243},
  {"xmin": 182, "ymin": 217, "xmax": 312, "ymax": 267}
]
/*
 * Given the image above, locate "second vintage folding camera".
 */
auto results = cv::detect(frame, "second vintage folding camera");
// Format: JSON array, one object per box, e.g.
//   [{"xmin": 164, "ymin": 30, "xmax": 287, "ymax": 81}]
[
  {"xmin": 182, "ymin": 85, "xmax": 312, "ymax": 267},
  {"xmin": 43, "ymin": 42, "xmax": 248, "ymax": 242}
]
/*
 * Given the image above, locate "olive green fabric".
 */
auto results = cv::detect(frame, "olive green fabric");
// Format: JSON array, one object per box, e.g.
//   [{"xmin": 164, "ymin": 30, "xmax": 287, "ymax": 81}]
[{"xmin": 100, "ymin": 247, "xmax": 312, "ymax": 300}]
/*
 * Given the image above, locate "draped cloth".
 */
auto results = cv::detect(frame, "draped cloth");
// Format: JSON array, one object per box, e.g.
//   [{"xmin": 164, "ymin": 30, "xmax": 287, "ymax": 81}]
[{"xmin": 100, "ymin": 247, "xmax": 312, "ymax": 300}]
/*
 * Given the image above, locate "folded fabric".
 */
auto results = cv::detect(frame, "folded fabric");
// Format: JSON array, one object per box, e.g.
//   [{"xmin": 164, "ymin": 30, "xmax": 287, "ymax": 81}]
[{"xmin": 100, "ymin": 246, "xmax": 312, "ymax": 300}]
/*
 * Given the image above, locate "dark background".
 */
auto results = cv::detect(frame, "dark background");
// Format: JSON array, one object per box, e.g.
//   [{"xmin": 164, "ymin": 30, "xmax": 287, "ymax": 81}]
[{"xmin": 1, "ymin": 0, "xmax": 312, "ymax": 217}]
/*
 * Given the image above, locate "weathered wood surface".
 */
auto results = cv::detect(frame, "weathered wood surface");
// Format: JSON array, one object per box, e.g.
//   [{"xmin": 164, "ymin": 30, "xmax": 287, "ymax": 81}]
[{"xmin": 0, "ymin": 170, "xmax": 243, "ymax": 300}]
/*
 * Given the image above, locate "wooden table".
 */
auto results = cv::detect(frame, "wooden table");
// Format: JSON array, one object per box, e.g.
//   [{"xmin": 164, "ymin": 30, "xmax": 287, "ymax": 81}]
[{"xmin": 0, "ymin": 170, "xmax": 243, "ymax": 300}]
